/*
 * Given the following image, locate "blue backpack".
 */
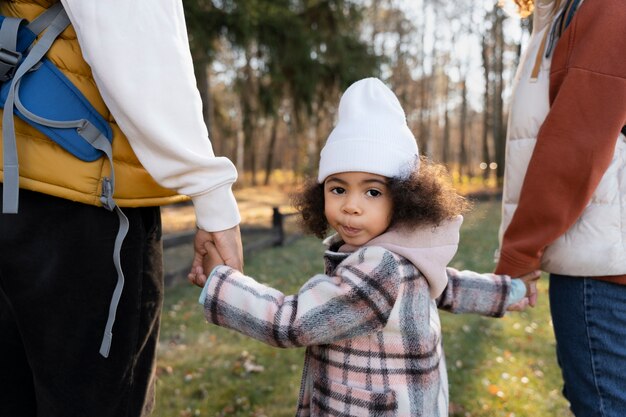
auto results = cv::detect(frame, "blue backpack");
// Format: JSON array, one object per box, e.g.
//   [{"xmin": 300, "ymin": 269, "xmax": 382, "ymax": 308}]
[{"xmin": 0, "ymin": 3, "xmax": 127, "ymax": 358}]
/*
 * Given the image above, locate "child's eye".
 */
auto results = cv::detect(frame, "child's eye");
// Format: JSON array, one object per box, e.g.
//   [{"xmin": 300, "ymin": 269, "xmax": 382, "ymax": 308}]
[
  {"xmin": 366, "ymin": 189, "xmax": 382, "ymax": 197},
  {"xmin": 330, "ymin": 187, "xmax": 345, "ymax": 195}
]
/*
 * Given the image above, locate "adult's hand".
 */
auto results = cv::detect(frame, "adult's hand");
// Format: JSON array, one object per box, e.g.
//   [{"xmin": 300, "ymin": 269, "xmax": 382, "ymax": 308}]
[
  {"xmin": 507, "ymin": 270, "xmax": 541, "ymax": 312},
  {"xmin": 188, "ymin": 225, "xmax": 243, "ymax": 287}
]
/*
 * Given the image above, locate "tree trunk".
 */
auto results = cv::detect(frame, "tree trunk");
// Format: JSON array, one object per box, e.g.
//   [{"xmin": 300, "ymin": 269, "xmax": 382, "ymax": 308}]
[
  {"xmin": 458, "ymin": 78, "xmax": 468, "ymax": 180},
  {"xmin": 417, "ymin": 1, "xmax": 433, "ymax": 157},
  {"xmin": 481, "ymin": 33, "xmax": 492, "ymax": 183},
  {"xmin": 441, "ymin": 63, "xmax": 451, "ymax": 166},
  {"xmin": 492, "ymin": 8, "xmax": 506, "ymax": 185},
  {"xmin": 236, "ymin": 129, "xmax": 244, "ymax": 176},
  {"xmin": 194, "ymin": 60, "xmax": 213, "ymax": 139},
  {"xmin": 263, "ymin": 115, "xmax": 279, "ymax": 186},
  {"xmin": 241, "ymin": 44, "xmax": 257, "ymax": 185}
]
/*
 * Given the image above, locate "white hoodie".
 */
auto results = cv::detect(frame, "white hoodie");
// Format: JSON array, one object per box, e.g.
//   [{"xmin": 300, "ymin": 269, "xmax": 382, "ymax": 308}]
[{"xmin": 60, "ymin": 0, "xmax": 240, "ymax": 232}]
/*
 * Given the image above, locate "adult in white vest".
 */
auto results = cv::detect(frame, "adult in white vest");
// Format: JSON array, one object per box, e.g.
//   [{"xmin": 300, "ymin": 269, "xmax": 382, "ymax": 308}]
[{"xmin": 495, "ymin": 0, "xmax": 626, "ymax": 415}]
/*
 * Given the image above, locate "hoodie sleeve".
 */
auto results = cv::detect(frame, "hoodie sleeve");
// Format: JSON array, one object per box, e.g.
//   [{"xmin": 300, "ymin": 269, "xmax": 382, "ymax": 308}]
[
  {"xmin": 60, "ymin": 0, "xmax": 240, "ymax": 232},
  {"xmin": 436, "ymin": 268, "xmax": 512, "ymax": 317},
  {"xmin": 200, "ymin": 247, "xmax": 402, "ymax": 348},
  {"xmin": 495, "ymin": 0, "xmax": 626, "ymax": 276}
]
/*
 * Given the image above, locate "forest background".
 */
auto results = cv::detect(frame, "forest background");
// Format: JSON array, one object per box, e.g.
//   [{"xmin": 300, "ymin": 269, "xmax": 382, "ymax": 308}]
[{"xmin": 183, "ymin": 0, "xmax": 532, "ymax": 188}]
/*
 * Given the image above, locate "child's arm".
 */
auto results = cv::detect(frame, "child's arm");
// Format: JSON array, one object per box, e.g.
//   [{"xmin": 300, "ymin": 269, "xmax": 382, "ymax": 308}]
[
  {"xmin": 436, "ymin": 268, "xmax": 539, "ymax": 317},
  {"xmin": 199, "ymin": 247, "xmax": 402, "ymax": 348}
]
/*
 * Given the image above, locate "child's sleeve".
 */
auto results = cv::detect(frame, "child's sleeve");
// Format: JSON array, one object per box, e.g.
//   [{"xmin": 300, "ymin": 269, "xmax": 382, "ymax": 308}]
[
  {"xmin": 199, "ymin": 247, "xmax": 402, "ymax": 348},
  {"xmin": 507, "ymin": 279, "xmax": 527, "ymax": 306},
  {"xmin": 436, "ymin": 268, "xmax": 514, "ymax": 317}
]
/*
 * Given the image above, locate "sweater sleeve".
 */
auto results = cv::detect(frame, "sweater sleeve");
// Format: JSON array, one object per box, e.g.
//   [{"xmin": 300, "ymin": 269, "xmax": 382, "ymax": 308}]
[
  {"xmin": 437, "ymin": 268, "xmax": 512, "ymax": 317},
  {"xmin": 201, "ymin": 248, "xmax": 402, "ymax": 348},
  {"xmin": 495, "ymin": 0, "xmax": 626, "ymax": 276},
  {"xmin": 60, "ymin": 0, "xmax": 240, "ymax": 232}
]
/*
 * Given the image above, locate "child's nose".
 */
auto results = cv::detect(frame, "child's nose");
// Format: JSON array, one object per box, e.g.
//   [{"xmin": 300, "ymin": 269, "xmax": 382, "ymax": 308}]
[{"xmin": 342, "ymin": 197, "xmax": 362, "ymax": 214}]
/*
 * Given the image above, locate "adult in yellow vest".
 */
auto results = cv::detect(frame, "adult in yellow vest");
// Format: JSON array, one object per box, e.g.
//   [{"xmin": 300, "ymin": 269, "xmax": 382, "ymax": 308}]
[{"xmin": 0, "ymin": 1, "xmax": 243, "ymax": 416}]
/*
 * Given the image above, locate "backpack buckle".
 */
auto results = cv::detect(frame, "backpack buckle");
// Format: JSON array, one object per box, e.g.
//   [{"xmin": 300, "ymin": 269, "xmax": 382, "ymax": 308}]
[{"xmin": 0, "ymin": 46, "xmax": 22, "ymax": 82}]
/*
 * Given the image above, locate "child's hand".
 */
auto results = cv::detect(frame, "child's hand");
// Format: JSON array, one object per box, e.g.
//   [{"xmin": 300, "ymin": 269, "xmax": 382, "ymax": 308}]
[
  {"xmin": 507, "ymin": 270, "xmax": 541, "ymax": 312},
  {"xmin": 188, "ymin": 239, "xmax": 225, "ymax": 287},
  {"xmin": 188, "ymin": 226, "xmax": 242, "ymax": 288}
]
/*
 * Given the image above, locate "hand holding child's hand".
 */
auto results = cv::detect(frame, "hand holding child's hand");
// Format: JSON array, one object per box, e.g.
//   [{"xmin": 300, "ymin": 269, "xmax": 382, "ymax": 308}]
[
  {"xmin": 188, "ymin": 228, "xmax": 238, "ymax": 287},
  {"xmin": 188, "ymin": 240, "xmax": 225, "ymax": 287},
  {"xmin": 507, "ymin": 270, "xmax": 541, "ymax": 312}
]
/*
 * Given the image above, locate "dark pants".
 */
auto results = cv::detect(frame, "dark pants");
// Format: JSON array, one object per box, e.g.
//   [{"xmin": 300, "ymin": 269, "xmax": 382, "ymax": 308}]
[
  {"xmin": 0, "ymin": 186, "xmax": 164, "ymax": 417},
  {"xmin": 550, "ymin": 274, "xmax": 626, "ymax": 417}
]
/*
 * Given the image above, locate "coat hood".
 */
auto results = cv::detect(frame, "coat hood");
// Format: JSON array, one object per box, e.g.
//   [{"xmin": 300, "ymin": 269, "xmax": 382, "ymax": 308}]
[{"xmin": 327, "ymin": 215, "xmax": 463, "ymax": 298}]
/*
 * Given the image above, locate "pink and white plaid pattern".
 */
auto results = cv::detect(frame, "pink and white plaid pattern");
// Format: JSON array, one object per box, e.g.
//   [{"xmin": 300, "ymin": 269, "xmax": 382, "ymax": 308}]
[{"xmin": 203, "ymin": 246, "xmax": 512, "ymax": 416}]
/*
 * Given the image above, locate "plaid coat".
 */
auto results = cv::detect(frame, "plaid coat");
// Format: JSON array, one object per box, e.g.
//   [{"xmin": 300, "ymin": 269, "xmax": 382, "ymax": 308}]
[{"xmin": 202, "ymin": 226, "xmax": 513, "ymax": 416}]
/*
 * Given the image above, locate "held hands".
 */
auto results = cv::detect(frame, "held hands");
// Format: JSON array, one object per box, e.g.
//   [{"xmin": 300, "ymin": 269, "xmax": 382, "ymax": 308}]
[
  {"xmin": 507, "ymin": 270, "xmax": 541, "ymax": 312},
  {"xmin": 187, "ymin": 225, "xmax": 243, "ymax": 287}
]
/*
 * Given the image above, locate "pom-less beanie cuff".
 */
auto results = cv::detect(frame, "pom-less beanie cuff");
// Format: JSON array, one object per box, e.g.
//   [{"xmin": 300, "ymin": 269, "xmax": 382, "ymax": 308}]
[{"xmin": 317, "ymin": 138, "xmax": 419, "ymax": 182}]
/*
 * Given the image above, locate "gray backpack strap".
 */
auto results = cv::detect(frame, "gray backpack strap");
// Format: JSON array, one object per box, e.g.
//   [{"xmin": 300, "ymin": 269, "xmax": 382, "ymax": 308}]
[
  {"xmin": 78, "ymin": 122, "xmax": 129, "ymax": 358},
  {"xmin": 99, "ymin": 204, "xmax": 129, "ymax": 357},
  {"xmin": 2, "ymin": 6, "xmax": 128, "ymax": 358},
  {"xmin": 13, "ymin": 100, "xmax": 130, "ymax": 357},
  {"xmin": 2, "ymin": 7, "xmax": 70, "ymax": 214},
  {"xmin": 0, "ymin": 4, "xmax": 68, "ymax": 211},
  {"xmin": 0, "ymin": 17, "xmax": 24, "ymax": 81},
  {"xmin": 26, "ymin": 1, "xmax": 64, "ymax": 36}
]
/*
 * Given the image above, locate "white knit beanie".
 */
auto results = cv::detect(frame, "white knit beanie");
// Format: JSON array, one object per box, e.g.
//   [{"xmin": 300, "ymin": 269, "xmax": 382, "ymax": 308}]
[{"xmin": 317, "ymin": 77, "xmax": 419, "ymax": 183}]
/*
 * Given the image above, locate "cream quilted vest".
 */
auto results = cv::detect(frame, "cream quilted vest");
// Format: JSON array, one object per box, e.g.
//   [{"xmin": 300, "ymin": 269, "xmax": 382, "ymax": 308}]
[
  {"xmin": 0, "ymin": 0, "xmax": 187, "ymax": 207},
  {"xmin": 498, "ymin": 0, "xmax": 626, "ymax": 275}
]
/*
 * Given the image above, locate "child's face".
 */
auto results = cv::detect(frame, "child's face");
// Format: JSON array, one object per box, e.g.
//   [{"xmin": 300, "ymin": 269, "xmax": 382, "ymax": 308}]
[{"xmin": 323, "ymin": 171, "xmax": 393, "ymax": 246}]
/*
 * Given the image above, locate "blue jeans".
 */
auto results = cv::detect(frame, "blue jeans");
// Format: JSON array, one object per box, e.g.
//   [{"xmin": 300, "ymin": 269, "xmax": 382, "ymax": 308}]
[{"xmin": 549, "ymin": 274, "xmax": 626, "ymax": 417}]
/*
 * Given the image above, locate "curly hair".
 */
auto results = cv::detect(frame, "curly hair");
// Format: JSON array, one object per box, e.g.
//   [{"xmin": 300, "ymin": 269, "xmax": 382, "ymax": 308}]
[{"xmin": 291, "ymin": 157, "xmax": 471, "ymax": 239}]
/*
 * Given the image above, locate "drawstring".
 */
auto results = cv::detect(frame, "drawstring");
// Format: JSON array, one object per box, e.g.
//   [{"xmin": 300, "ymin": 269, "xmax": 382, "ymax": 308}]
[
  {"xmin": 530, "ymin": 0, "xmax": 583, "ymax": 81},
  {"xmin": 530, "ymin": 28, "xmax": 551, "ymax": 80},
  {"xmin": 530, "ymin": 0, "xmax": 562, "ymax": 80}
]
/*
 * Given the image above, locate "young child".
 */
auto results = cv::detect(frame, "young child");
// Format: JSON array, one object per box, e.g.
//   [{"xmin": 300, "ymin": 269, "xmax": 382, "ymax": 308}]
[{"xmin": 194, "ymin": 78, "xmax": 539, "ymax": 416}]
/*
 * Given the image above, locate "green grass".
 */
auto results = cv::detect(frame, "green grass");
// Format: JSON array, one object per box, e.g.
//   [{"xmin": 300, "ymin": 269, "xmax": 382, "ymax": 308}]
[
  {"xmin": 153, "ymin": 200, "xmax": 572, "ymax": 417},
  {"xmin": 444, "ymin": 201, "xmax": 570, "ymax": 416}
]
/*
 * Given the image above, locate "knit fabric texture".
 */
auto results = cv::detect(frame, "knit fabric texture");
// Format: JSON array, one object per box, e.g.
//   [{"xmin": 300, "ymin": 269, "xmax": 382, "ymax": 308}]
[{"xmin": 317, "ymin": 78, "xmax": 419, "ymax": 183}]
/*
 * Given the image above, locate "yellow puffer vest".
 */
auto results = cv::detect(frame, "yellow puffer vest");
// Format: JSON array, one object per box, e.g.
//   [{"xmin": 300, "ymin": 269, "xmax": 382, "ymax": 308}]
[{"xmin": 0, "ymin": 0, "xmax": 188, "ymax": 207}]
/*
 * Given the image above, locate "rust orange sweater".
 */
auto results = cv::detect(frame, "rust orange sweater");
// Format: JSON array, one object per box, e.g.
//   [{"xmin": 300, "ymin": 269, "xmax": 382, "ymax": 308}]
[{"xmin": 495, "ymin": 0, "xmax": 626, "ymax": 282}]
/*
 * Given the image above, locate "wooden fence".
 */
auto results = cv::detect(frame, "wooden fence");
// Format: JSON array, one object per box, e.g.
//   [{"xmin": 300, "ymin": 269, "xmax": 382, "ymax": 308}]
[
  {"xmin": 162, "ymin": 190, "xmax": 501, "ymax": 285},
  {"xmin": 163, "ymin": 207, "xmax": 300, "ymax": 286}
]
